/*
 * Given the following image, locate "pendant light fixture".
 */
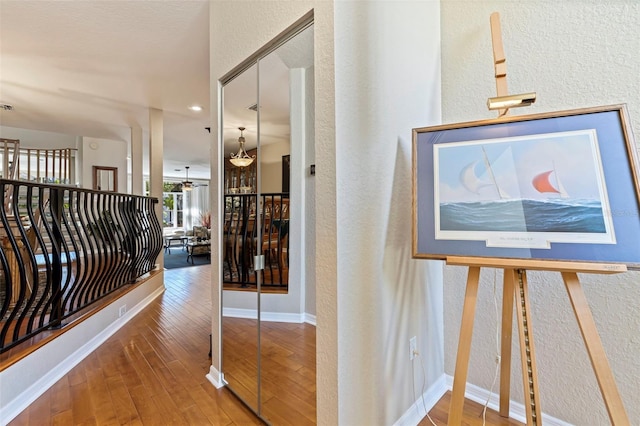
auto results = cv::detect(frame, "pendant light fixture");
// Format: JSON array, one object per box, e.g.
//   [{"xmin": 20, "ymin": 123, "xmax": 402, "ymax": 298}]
[
  {"xmin": 229, "ymin": 127, "xmax": 255, "ymax": 168},
  {"xmin": 182, "ymin": 166, "xmax": 193, "ymax": 191}
]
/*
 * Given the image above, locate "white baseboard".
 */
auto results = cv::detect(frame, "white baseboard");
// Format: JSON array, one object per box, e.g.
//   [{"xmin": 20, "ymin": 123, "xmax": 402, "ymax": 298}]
[
  {"xmin": 261, "ymin": 311, "xmax": 304, "ymax": 322},
  {"xmin": 304, "ymin": 312, "xmax": 316, "ymax": 325},
  {"xmin": 394, "ymin": 374, "xmax": 447, "ymax": 426},
  {"xmin": 206, "ymin": 366, "xmax": 225, "ymax": 389},
  {"xmin": 0, "ymin": 277, "xmax": 164, "ymax": 425},
  {"xmin": 222, "ymin": 307, "xmax": 258, "ymax": 319},
  {"xmin": 223, "ymin": 307, "xmax": 316, "ymax": 325},
  {"xmin": 444, "ymin": 375, "xmax": 573, "ymax": 426}
]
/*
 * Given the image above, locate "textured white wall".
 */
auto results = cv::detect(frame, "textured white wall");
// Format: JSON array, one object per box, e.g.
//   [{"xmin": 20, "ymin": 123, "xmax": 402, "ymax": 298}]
[
  {"xmin": 82, "ymin": 137, "xmax": 127, "ymax": 192},
  {"xmin": 260, "ymin": 140, "xmax": 288, "ymax": 193},
  {"xmin": 304, "ymin": 66, "xmax": 316, "ymax": 317},
  {"xmin": 334, "ymin": 2, "xmax": 443, "ymax": 424},
  {"xmin": 210, "ymin": 1, "xmax": 444, "ymax": 424},
  {"xmin": 441, "ymin": 1, "xmax": 640, "ymax": 424}
]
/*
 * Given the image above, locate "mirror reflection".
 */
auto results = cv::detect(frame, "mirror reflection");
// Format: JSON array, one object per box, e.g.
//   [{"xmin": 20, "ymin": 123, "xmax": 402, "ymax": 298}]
[
  {"xmin": 93, "ymin": 166, "xmax": 117, "ymax": 192},
  {"xmin": 221, "ymin": 22, "xmax": 315, "ymax": 424},
  {"xmin": 257, "ymin": 25, "xmax": 315, "ymax": 425},
  {"xmin": 221, "ymin": 63, "xmax": 260, "ymax": 410}
]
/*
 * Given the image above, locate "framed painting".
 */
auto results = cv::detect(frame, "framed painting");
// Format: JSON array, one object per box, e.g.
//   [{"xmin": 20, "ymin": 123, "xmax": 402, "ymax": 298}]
[{"xmin": 412, "ymin": 104, "xmax": 640, "ymax": 269}]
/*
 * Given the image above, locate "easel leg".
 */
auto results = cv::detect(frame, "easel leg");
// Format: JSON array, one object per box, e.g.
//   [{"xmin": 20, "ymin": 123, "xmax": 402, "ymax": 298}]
[
  {"xmin": 499, "ymin": 269, "xmax": 515, "ymax": 417},
  {"xmin": 448, "ymin": 266, "xmax": 481, "ymax": 426},
  {"xmin": 561, "ymin": 272, "xmax": 630, "ymax": 425},
  {"xmin": 513, "ymin": 270, "xmax": 542, "ymax": 425}
]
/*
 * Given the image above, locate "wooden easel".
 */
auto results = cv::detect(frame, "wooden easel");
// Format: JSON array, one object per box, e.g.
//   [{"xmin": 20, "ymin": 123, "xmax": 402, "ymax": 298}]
[
  {"xmin": 446, "ymin": 13, "xmax": 631, "ymax": 426},
  {"xmin": 446, "ymin": 258, "xmax": 630, "ymax": 425}
]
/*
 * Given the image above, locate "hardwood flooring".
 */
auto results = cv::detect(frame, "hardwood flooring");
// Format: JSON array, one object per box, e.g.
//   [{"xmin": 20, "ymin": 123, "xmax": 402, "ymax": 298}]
[
  {"xmin": 421, "ymin": 392, "xmax": 524, "ymax": 425},
  {"xmin": 9, "ymin": 263, "xmax": 522, "ymax": 426},
  {"xmin": 222, "ymin": 317, "xmax": 316, "ymax": 425}
]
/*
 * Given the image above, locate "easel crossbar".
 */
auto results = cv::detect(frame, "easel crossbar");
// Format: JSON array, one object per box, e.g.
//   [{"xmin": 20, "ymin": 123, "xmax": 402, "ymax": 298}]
[{"xmin": 446, "ymin": 256, "xmax": 627, "ymax": 274}]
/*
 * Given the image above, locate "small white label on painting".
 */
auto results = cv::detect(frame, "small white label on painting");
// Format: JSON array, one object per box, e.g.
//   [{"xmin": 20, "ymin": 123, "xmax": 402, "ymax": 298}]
[{"xmin": 486, "ymin": 236, "xmax": 551, "ymax": 249}]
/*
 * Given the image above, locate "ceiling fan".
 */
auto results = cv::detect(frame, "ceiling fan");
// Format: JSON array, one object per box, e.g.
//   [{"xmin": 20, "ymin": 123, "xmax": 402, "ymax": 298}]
[{"xmin": 182, "ymin": 166, "xmax": 193, "ymax": 191}]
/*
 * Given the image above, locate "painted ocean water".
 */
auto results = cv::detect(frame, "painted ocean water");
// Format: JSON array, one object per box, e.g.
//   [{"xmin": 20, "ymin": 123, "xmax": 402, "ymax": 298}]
[{"xmin": 440, "ymin": 198, "xmax": 607, "ymax": 233}]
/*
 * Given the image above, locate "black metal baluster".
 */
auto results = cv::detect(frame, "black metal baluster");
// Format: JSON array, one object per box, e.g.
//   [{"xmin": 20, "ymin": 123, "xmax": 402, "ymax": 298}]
[
  {"xmin": 49, "ymin": 188, "xmax": 64, "ymax": 328},
  {"xmin": 71, "ymin": 191, "xmax": 96, "ymax": 310},
  {"xmin": 22, "ymin": 186, "xmax": 47, "ymax": 331},
  {"xmin": 148, "ymin": 198, "xmax": 163, "ymax": 272},
  {"xmin": 10, "ymin": 184, "xmax": 39, "ymax": 339},
  {"xmin": 60, "ymin": 189, "xmax": 81, "ymax": 316},
  {"xmin": 66, "ymin": 190, "xmax": 87, "ymax": 311},
  {"xmin": 0, "ymin": 182, "xmax": 16, "ymax": 347}
]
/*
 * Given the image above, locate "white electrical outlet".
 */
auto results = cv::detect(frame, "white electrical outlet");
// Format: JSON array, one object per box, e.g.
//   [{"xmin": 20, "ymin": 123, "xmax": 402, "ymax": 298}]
[
  {"xmin": 409, "ymin": 336, "xmax": 417, "ymax": 360},
  {"xmin": 118, "ymin": 305, "xmax": 127, "ymax": 317}
]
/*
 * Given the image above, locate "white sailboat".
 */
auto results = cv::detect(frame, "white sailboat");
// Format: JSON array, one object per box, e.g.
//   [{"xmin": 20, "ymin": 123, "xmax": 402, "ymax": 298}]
[
  {"xmin": 459, "ymin": 146, "xmax": 512, "ymax": 200},
  {"xmin": 481, "ymin": 146, "xmax": 510, "ymax": 199},
  {"xmin": 459, "ymin": 161, "xmax": 492, "ymax": 194}
]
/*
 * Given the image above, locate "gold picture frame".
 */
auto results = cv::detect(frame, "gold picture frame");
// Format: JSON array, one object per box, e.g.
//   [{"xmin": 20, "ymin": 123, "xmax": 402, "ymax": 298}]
[{"xmin": 412, "ymin": 104, "xmax": 640, "ymax": 268}]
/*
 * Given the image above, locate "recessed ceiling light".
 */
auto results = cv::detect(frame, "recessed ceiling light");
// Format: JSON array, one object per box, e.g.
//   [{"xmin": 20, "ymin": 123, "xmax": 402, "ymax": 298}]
[{"xmin": 189, "ymin": 105, "xmax": 203, "ymax": 112}]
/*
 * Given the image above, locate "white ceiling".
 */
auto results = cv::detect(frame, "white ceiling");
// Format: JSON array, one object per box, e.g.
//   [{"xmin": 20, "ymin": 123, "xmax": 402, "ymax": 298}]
[
  {"xmin": 222, "ymin": 25, "xmax": 314, "ymax": 156},
  {"xmin": 0, "ymin": 0, "xmax": 212, "ymax": 180}
]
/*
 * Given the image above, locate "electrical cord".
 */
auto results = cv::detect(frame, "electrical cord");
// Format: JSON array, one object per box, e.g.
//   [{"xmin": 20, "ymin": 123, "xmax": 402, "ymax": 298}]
[
  {"xmin": 482, "ymin": 268, "xmax": 502, "ymax": 426},
  {"xmin": 412, "ymin": 269, "xmax": 504, "ymax": 426},
  {"xmin": 412, "ymin": 349, "xmax": 438, "ymax": 426}
]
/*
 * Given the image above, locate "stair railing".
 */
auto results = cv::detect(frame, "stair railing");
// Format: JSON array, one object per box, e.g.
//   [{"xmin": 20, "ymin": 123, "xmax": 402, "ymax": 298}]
[
  {"xmin": 0, "ymin": 179, "xmax": 163, "ymax": 353},
  {"xmin": 18, "ymin": 147, "xmax": 77, "ymax": 184}
]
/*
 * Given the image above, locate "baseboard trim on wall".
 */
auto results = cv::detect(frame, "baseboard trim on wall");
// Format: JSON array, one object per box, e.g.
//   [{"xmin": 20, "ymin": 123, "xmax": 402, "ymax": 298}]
[
  {"xmin": 222, "ymin": 307, "xmax": 315, "ymax": 325},
  {"xmin": 0, "ymin": 276, "xmax": 165, "ymax": 425},
  {"xmin": 261, "ymin": 311, "xmax": 304, "ymax": 323},
  {"xmin": 393, "ymin": 374, "xmax": 447, "ymax": 426},
  {"xmin": 304, "ymin": 312, "xmax": 316, "ymax": 325},
  {"xmin": 444, "ymin": 375, "xmax": 572, "ymax": 426},
  {"xmin": 222, "ymin": 307, "xmax": 258, "ymax": 319},
  {"xmin": 206, "ymin": 365, "xmax": 225, "ymax": 389}
]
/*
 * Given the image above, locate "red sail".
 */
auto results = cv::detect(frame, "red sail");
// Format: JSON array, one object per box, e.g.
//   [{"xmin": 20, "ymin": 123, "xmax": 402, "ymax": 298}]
[{"xmin": 532, "ymin": 171, "xmax": 560, "ymax": 194}]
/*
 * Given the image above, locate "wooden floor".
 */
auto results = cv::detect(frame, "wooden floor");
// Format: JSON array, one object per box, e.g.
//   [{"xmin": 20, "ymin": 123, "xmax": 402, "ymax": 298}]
[
  {"xmin": 9, "ymin": 263, "xmax": 522, "ymax": 426},
  {"xmin": 222, "ymin": 317, "xmax": 316, "ymax": 425},
  {"xmin": 422, "ymin": 392, "xmax": 524, "ymax": 426}
]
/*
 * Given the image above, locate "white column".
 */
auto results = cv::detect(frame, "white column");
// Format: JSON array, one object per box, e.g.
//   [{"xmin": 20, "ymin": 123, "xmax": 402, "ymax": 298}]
[
  {"xmin": 130, "ymin": 126, "xmax": 143, "ymax": 196},
  {"xmin": 183, "ymin": 189, "xmax": 193, "ymax": 230},
  {"xmin": 149, "ymin": 108, "xmax": 164, "ymax": 268},
  {"xmin": 290, "ymin": 68, "xmax": 305, "ymax": 315},
  {"xmin": 74, "ymin": 136, "xmax": 83, "ymax": 187}
]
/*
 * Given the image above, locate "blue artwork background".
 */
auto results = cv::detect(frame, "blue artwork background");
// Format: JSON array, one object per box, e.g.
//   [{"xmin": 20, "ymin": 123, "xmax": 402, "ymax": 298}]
[
  {"xmin": 439, "ymin": 199, "xmax": 607, "ymax": 233},
  {"xmin": 414, "ymin": 108, "xmax": 640, "ymax": 267}
]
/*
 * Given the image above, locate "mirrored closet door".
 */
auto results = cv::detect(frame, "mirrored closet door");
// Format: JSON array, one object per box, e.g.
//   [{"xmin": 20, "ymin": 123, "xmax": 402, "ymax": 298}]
[
  {"xmin": 220, "ymin": 17, "xmax": 315, "ymax": 425},
  {"xmin": 221, "ymin": 62, "xmax": 260, "ymax": 410}
]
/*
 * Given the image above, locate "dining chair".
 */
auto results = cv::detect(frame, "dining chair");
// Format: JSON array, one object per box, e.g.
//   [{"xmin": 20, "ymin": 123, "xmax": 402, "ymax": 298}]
[{"xmin": 261, "ymin": 197, "xmax": 289, "ymax": 281}]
